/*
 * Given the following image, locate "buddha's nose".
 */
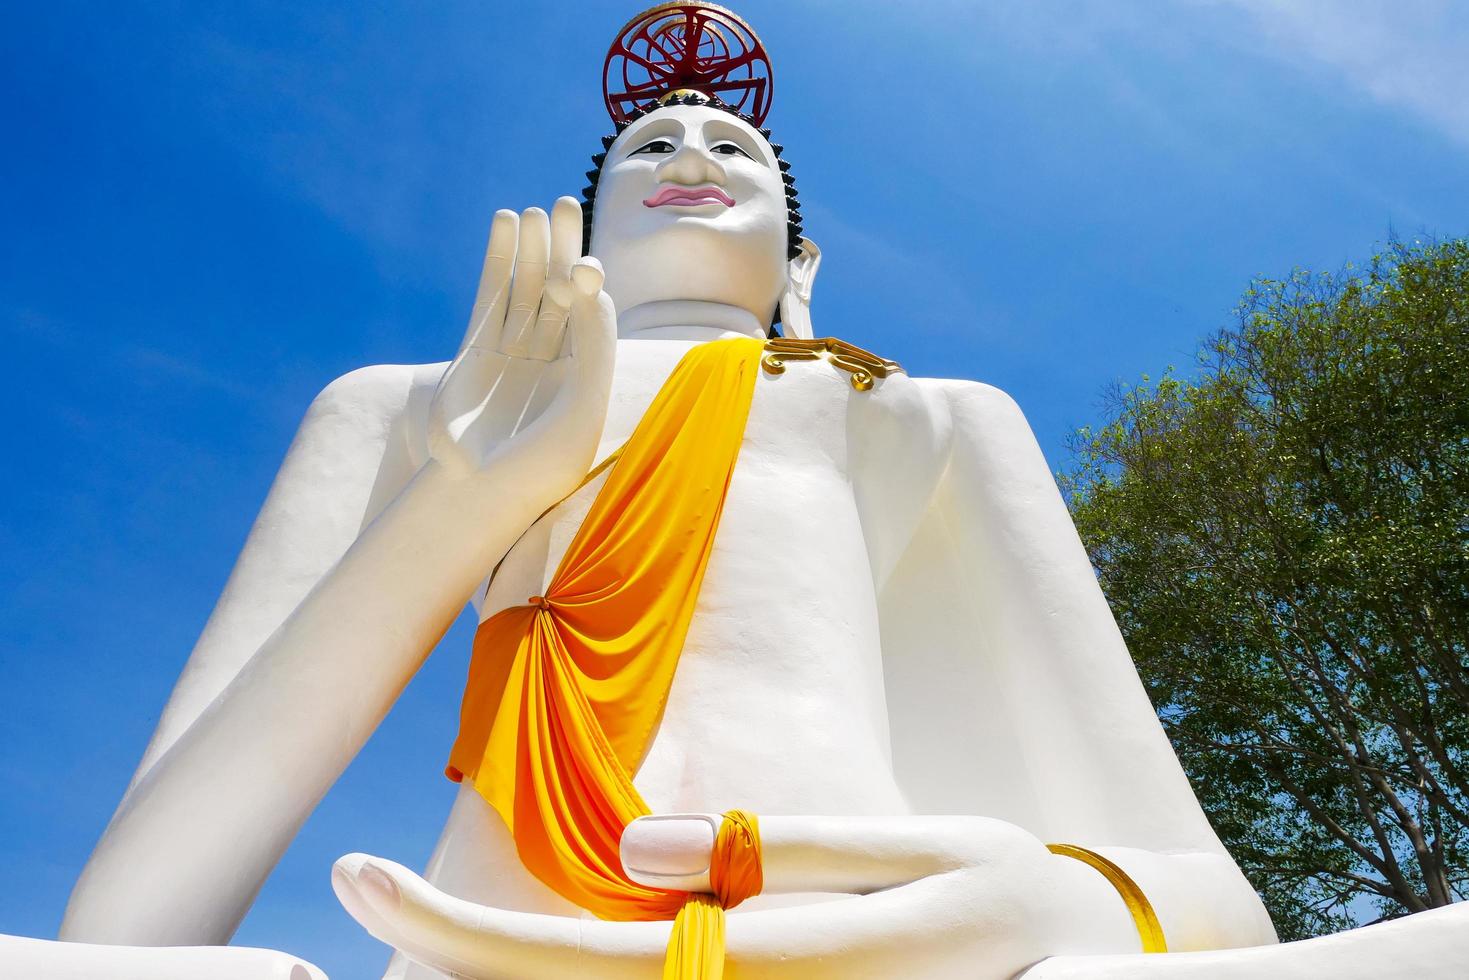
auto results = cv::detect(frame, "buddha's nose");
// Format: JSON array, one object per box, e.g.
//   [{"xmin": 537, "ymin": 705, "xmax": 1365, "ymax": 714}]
[{"xmin": 654, "ymin": 144, "xmax": 726, "ymax": 187}]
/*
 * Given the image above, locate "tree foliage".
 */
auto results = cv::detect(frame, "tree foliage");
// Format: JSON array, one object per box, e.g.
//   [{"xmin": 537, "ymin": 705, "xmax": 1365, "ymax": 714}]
[{"xmin": 1063, "ymin": 240, "xmax": 1469, "ymax": 940}]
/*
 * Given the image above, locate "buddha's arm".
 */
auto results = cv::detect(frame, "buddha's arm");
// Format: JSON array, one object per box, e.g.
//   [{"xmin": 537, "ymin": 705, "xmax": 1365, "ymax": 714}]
[
  {"xmin": 62, "ymin": 202, "xmax": 614, "ymax": 948},
  {"xmin": 927, "ymin": 378, "xmax": 1276, "ymax": 949},
  {"xmin": 60, "ymin": 362, "xmax": 428, "ymax": 944},
  {"xmin": 64, "ymin": 446, "xmax": 581, "ymax": 947}
]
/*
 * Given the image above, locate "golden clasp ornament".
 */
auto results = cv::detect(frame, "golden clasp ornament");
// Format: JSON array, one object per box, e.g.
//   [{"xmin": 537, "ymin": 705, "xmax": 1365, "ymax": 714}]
[{"xmin": 760, "ymin": 337, "xmax": 903, "ymax": 392}]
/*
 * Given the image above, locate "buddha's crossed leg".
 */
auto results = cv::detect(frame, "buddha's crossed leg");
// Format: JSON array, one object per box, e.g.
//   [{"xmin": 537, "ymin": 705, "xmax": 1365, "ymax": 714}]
[{"xmin": 332, "ymin": 815, "xmax": 1143, "ymax": 980}]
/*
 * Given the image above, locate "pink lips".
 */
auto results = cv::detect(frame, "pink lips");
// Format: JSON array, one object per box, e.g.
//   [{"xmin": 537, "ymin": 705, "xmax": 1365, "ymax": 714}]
[{"xmin": 642, "ymin": 185, "xmax": 736, "ymax": 208}]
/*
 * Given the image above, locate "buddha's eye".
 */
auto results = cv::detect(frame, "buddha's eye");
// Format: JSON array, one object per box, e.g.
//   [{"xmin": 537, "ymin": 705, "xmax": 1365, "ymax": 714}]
[
  {"xmin": 630, "ymin": 139, "xmax": 676, "ymax": 155},
  {"xmin": 711, "ymin": 142, "xmax": 752, "ymax": 159}
]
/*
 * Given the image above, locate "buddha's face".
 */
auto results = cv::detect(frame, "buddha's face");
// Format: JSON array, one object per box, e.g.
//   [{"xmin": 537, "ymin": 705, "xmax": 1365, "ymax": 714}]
[{"xmin": 590, "ymin": 104, "xmax": 791, "ymax": 323}]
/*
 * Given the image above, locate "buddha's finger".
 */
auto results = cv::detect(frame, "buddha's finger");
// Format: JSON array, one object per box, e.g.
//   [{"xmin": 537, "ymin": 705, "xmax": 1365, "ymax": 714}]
[
  {"xmin": 564, "ymin": 257, "xmax": 616, "ymax": 397},
  {"xmin": 333, "ymin": 854, "xmax": 463, "ymax": 972},
  {"xmin": 528, "ymin": 197, "xmax": 581, "ymax": 361},
  {"xmin": 545, "ymin": 196, "xmax": 581, "ymax": 303},
  {"xmin": 332, "ymin": 853, "xmax": 663, "ymax": 980},
  {"xmin": 333, "ymin": 857, "xmax": 500, "ymax": 980},
  {"xmin": 499, "ymin": 207, "xmax": 550, "ymax": 358},
  {"xmin": 622, "ymin": 814, "xmax": 1046, "ymax": 896},
  {"xmin": 460, "ymin": 209, "xmax": 518, "ymax": 353},
  {"xmin": 331, "ymin": 853, "xmax": 399, "ymax": 946}
]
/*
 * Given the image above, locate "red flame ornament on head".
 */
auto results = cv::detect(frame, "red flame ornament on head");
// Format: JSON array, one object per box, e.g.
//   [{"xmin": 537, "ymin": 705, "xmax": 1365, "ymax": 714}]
[{"xmin": 603, "ymin": 3, "xmax": 773, "ymax": 126}]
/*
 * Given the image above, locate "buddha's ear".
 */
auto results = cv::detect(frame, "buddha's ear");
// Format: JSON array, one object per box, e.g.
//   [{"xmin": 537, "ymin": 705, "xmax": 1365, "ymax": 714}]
[{"xmin": 778, "ymin": 238, "xmax": 821, "ymax": 340}]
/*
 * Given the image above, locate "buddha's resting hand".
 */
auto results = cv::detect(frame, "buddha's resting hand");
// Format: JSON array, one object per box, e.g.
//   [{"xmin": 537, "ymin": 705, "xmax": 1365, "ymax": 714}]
[
  {"xmin": 428, "ymin": 197, "xmax": 616, "ymax": 506},
  {"xmin": 332, "ymin": 816, "xmax": 1146, "ymax": 980}
]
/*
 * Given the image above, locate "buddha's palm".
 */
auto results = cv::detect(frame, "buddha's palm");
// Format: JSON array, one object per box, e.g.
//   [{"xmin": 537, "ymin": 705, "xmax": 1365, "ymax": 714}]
[{"xmin": 428, "ymin": 197, "xmax": 616, "ymax": 508}]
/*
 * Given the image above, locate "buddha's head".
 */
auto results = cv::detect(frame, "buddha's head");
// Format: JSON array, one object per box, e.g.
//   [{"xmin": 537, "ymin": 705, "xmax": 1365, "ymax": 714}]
[{"xmin": 582, "ymin": 92, "xmax": 820, "ymax": 337}]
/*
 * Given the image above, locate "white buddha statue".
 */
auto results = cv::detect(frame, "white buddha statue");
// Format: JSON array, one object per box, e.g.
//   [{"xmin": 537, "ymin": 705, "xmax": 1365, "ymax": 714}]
[{"xmin": 6, "ymin": 6, "xmax": 1466, "ymax": 979}]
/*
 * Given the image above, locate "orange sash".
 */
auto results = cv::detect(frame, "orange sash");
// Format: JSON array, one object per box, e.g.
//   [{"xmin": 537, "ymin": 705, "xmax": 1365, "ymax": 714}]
[{"xmin": 447, "ymin": 336, "xmax": 766, "ymax": 977}]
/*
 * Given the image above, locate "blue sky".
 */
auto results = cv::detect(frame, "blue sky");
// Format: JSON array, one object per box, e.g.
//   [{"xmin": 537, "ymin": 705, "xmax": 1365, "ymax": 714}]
[{"xmin": 3, "ymin": 1, "xmax": 1466, "ymax": 976}]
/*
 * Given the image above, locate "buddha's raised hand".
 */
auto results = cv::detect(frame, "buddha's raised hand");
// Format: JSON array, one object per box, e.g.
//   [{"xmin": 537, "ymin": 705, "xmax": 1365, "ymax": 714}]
[{"xmin": 428, "ymin": 197, "xmax": 616, "ymax": 505}]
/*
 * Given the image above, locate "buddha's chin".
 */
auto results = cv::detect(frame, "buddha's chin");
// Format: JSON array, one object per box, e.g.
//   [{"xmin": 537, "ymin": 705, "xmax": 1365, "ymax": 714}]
[{"xmin": 594, "ymin": 224, "xmax": 787, "ymax": 317}]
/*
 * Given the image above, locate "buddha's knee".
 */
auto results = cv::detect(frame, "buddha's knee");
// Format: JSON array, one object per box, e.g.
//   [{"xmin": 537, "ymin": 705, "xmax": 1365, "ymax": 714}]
[{"xmin": 923, "ymin": 816, "xmax": 1055, "ymax": 878}]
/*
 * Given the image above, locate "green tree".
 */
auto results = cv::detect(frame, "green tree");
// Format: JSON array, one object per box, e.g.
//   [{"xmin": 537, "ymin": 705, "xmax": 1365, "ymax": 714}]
[{"xmin": 1063, "ymin": 240, "xmax": 1469, "ymax": 941}]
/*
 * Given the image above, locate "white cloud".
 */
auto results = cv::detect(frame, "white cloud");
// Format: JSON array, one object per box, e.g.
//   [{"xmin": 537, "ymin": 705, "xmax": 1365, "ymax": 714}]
[
  {"xmin": 834, "ymin": 0, "xmax": 1469, "ymax": 153},
  {"xmin": 1204, "ymin": 0, "xmax": 1469, "ymax": 148}
]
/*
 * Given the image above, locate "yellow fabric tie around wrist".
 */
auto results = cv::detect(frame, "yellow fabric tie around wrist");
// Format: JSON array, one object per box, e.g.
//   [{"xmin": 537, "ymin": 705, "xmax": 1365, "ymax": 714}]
[{"xmin": 664, "ymin": 811, "xmax": 763, "ymax": 980}]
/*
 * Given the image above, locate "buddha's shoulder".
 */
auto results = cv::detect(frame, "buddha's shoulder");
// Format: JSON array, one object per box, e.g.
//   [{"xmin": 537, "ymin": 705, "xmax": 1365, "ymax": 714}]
[
  {"xmin": 907, "ymin": 376, "xmax": 1034, "ymax": 439},
  {"xmin": 908, "ymin": 375, "xmax": 1014, "ymax": 403},
  {"xmin": 776, "ymin": 337, "xmax": 1017, "ymax": 418}
]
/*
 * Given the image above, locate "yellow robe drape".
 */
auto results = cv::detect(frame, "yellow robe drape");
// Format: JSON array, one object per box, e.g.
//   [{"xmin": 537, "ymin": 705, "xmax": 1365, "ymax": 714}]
[{"xmin": 446, "ymin": 336, "xmax": 766, "ymax": 975}]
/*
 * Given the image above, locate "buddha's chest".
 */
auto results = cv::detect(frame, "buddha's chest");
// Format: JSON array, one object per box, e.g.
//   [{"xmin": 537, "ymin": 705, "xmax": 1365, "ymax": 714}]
[
  {"xmin": 479, "ymin": 337, "xmax": 933, "ymax": 623},
  {"xmin": 598, "ymin": 338, "xmax": 858, "ymax": 475},
  {"xmin": 475, "ymin": 339, "xmax": 928, "ymax": 811}
]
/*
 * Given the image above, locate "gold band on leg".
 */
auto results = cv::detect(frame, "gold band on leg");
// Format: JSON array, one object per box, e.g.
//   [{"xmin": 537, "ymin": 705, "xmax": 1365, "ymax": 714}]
[{"xmin": 1047, "ymin": 843, "xmax": 1168, "ymax": 953}]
